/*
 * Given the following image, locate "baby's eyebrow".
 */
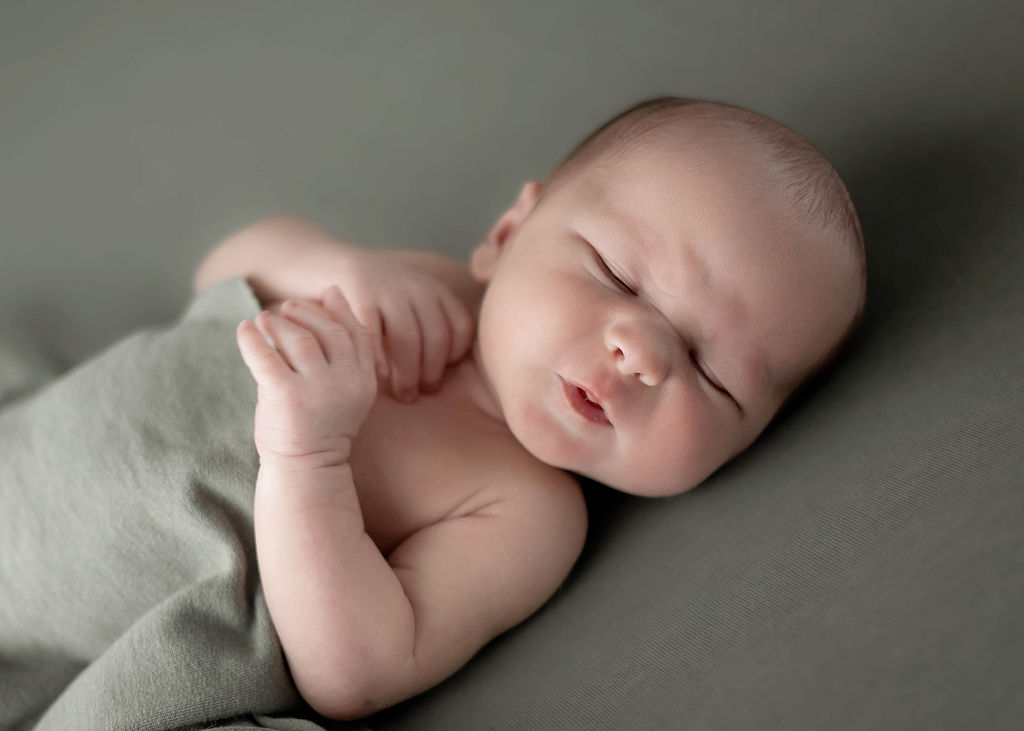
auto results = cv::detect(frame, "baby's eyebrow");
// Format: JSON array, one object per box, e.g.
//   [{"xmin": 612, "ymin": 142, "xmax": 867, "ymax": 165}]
[
  {"xmin": 603, "ymin": 206, "xmax": 668, "ymax": 261},
  {"xmin": 603, "ymin": 204, "xmax": 713, "ymax": 294}
]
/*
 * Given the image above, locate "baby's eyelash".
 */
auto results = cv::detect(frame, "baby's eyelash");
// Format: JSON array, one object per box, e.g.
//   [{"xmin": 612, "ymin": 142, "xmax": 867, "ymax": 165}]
[
  {"xmin": 596, "ymin": 254, "xmax": 636, "ymax": 295},
  {"xmin": 690, "ymin": 351, "xmax": 728, "ymax": 396}
]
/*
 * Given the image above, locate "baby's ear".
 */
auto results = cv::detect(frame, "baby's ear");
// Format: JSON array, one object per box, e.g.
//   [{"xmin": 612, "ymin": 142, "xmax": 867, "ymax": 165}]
[{"xmin": 470, "ymin": 181, "xmax": 542, "ymax": 282}]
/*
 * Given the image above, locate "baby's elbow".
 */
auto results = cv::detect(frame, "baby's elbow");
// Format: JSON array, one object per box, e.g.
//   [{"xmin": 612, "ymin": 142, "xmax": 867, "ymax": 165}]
[
  {"xmin": 192, "ymin": 230, "xmax": 244, "ymax": 294},
  {"xmin": 294, "ymin": 647, "xmax": 416, "ymax": 721},
  {"xmin": 306, "ymin": 692, "xmax": 378, "ymax": 722},
  {"xmin": 192, "ymin": 215, "xmax": 294, "ymax": 293},
  {"xmin": 299, "ymin": 672, "xmax": 393, "ymax": 722}
]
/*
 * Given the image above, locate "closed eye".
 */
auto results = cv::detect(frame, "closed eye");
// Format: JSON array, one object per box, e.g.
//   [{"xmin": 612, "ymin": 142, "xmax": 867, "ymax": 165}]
[
  {"xmin": 690, "ymin": 351, "xmax": 740, "ymax": 410},
  {"xmin": 595, "ymin": 252, "xmax": 636, "ymax": 295}
]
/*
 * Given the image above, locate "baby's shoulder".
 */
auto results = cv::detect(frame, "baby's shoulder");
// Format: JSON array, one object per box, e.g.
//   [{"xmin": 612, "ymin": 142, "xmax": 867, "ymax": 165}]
[
  {"xmin": 352, "ymin": 390, "xmax": 588, "ymax": 554},
  {"xmin": 473, "ymin": 438, "xmax": 588, "ymax": 526},
  {"xmin": 420, "ymin": 405, "xmax": 588, "ymax": 536},
  {"xmin": 459, "ymin": 437, "xmax": 590, "ymax": 575}
]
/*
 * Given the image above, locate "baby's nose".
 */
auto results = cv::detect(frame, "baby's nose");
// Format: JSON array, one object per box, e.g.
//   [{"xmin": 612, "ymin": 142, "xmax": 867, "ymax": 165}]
[{"xmin": 605, "ymin": 320, "xmax": 671, "ymax": 387}]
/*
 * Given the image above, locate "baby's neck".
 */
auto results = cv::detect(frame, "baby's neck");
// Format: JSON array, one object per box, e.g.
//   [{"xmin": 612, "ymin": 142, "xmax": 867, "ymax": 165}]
[{"xmin": 441, "ymin": 342, "xmax": 506, "ymax": 427}]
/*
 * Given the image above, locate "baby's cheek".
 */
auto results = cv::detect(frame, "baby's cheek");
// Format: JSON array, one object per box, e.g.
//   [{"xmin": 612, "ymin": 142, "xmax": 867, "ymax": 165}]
[{"xmin": 646, "ymin": 397, "xmax": 721, "ymax": 487}]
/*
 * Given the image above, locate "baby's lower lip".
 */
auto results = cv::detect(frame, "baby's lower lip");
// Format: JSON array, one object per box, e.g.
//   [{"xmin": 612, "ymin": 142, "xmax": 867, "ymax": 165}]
[{"xmin": 560, "ymin": 378, "xmax": 611, "ymax": 426}]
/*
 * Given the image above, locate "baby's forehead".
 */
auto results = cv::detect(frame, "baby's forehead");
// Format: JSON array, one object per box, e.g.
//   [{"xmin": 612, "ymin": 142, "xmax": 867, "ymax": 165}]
[
  {"xmin": 577, "ymin": 137, "xmax": 786, "ymax": 234},
  {"xmin": 585, "ymin": 131, "xmax": 782, "ymax": 210}
]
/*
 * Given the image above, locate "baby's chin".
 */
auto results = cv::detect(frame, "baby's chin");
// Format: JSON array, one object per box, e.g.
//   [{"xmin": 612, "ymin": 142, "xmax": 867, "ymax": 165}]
[
  {"xmin": 570, "ymin": 464, "xmax": 707, "ymax": 498},
  {"xmin": 616, "ymin": 478, "xmax": 703, "ymax": 498}
]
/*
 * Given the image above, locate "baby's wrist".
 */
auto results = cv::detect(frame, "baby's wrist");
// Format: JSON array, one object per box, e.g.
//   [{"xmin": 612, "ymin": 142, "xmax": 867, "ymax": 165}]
[
  {"xmin": 257, "ymin": 439, "xmax": 354, "ymax": 477},
  {"xmin": 255, "ymin": 446, "xmax": 361, "ymax": 520}
]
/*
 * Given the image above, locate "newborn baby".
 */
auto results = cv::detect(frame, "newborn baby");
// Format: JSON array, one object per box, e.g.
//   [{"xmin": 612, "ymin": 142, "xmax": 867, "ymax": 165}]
[{"xmin": 193, "ymin": 96, "xmax": 866, "ymax": 720}]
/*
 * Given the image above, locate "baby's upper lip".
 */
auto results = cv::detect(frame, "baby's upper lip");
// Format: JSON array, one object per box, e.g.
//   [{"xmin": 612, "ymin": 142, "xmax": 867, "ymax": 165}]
[{"xmin": 579, "ymin": 383, "xmax": 603, "ymax": 408}]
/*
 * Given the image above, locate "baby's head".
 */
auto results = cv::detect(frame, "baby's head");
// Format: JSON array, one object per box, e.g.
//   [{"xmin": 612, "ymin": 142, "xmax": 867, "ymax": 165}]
[{"xmin": 469, "ymin": 96, "xmax": 866, "ymax": 496}]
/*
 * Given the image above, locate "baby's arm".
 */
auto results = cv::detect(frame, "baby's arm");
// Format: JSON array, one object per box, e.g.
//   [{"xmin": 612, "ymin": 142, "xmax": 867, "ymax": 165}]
[
  {"xmin": 237, "ymin": 290, "xmax": 586, "ymax": 720},
  {"xmin": 194, "ymin": 216, "xmax": 480, "ymax": 317},
  {"xmin": 197, "ymin": 215, "xmax": 480, "ymax": 400}
]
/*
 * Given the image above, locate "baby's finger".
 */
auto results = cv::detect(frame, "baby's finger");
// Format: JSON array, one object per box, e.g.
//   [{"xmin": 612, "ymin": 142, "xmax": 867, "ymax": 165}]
[
  {"xmin": 413, "ymin": 296, "xmax": 451, "ymax": 391},
  {"xmin": 351, "ymin": 302, "xmax": 389, "ymax": 381},
  {"xmin": 237, "ymin": 318, "xmax": 292, "ymax": 383},
  {"xmin": 259, "ymin": 310, "xmax": 327, "ymax": 372},
  {"xmin": 279, "ymin": 299, "xmax": 354, "ymax": 365},
  {"xmin": 439, "ymin": 290, "xmax": 475, "ymax": 364},
  {"xmin": 323, "ymin": 287, "xmax": 377, "ymax": 373},
  {"xmin": 380, "ymin": 300, "xmax": 422, "ymax": 402}
]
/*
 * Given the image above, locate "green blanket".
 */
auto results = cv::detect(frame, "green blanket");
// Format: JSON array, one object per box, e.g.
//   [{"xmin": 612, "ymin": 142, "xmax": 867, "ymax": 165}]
[{"xmin": 0, "ymin": 280, "xmax": 363, "ymax": 731}]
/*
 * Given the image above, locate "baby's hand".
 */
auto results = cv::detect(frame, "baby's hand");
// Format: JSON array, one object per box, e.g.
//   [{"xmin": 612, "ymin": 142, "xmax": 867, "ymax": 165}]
[
  {"xmin": 236, "ymin": 286, "xmax": 377, "ymax": 466},
  {"xmin": 332, "ymin": 248, "xmax": 475, "ymax": 402}
]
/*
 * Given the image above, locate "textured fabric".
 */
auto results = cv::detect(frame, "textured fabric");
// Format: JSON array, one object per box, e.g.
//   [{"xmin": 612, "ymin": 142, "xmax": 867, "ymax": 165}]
[{"xmin": 0, "ymin": 279, "xmax": 368, "ymax": 731}]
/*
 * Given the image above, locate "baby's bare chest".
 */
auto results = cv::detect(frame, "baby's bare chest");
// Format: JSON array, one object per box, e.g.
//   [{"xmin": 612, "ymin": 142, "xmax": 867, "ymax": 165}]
[{"xmin": 348, "ymin": 391, "xmax": 516, "ymax": 554}]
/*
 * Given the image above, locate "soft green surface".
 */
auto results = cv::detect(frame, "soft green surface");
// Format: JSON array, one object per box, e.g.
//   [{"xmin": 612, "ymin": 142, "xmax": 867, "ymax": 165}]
[
  {"xmin": 0, "ymin": 280, "xmax": 362, "ymax": 731},
  {"xmin": 2, "ymin": 1, "xmax": 1023, "ymax": 729}
]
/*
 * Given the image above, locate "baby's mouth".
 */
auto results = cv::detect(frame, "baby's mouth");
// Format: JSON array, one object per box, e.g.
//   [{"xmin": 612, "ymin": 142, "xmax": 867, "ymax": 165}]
[
  {"xmin": 561, "ymin": 378, "xmax": 612, "ymax": 426},
  {"xmin": 579, "ymin": 387, "xmax": 602, "ymax": 410}
]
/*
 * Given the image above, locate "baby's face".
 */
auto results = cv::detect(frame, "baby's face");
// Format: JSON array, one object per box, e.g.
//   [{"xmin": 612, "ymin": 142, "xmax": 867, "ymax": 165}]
[{"xmin": 470, "ymin": 135, "xmax": 861, "ymax": 496}]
